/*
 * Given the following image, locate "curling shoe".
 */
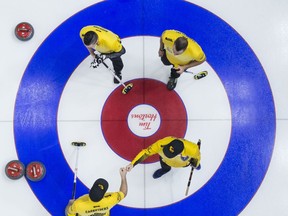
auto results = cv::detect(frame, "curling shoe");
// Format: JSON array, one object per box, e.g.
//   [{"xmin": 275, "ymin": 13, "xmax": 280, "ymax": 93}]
[
  {"xmin": 152, "ymin": 169, "xmax": 169, "ymax": 179},
  {"xmin": 167, "ymin": 77, "xmax": 177, "ymax": 90},
  {"xmin": 195, "ymin": 164, "xmax": 201, "ymax": 170},
  {"xmin": 114, "ymin": 73, "xmax": 122, "ymax": 84}
]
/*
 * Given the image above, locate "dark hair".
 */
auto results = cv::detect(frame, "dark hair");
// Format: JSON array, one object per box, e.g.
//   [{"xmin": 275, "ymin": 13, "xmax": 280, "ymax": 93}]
[
  {"xmin": 83, "ymin": 31, "xmax": 98, "ymax": 46},
  {"xmin": 174, "ymin": 37, "xmax": 188, "ymax": 51}
]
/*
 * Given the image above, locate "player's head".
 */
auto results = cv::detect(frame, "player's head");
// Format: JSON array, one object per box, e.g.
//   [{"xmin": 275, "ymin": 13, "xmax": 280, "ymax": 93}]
[
  {"xmin": 89, "ymin": 178, "xmax": 109, "ymax": 202},
  {"xmin": 83, "ymin": 31, "xmax": 98, "ymax": 46},
  {"xmin": 163, "ymin": 139, "xmax": 184, "ymax": 158},
  {"xmin": 173, "ymin": 37, "xmax": 188, "ymax": 55}
]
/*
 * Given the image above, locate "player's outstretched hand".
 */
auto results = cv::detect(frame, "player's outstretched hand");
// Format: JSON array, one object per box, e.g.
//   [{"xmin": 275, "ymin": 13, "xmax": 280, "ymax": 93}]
[
  {"xmin": 120, "ymin": 167, "xmax": 128, "ymax": 177},
  {"xmin": 125, "ymin": 164, "xmax": 133, "ymax": 172}
]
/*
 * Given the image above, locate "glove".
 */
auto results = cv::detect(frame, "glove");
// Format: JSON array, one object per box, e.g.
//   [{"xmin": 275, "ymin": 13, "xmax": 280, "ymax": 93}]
[
  {"xmin": 96, "ymin": 54, "xmax": 106, "ymax": 64},
  {"xmin": 90, "ymin": 58, "xmax": 98, "ymax": 68},
  {"xmin": 189, "ymin": 158, "xmax": 198, "ymax": 168}
]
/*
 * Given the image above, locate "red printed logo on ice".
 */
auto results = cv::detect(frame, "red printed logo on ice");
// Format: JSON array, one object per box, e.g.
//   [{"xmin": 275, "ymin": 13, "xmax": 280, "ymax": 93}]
[{"xmin": 127, "ymin": 104, "xmax": 161, "ymax": 137}]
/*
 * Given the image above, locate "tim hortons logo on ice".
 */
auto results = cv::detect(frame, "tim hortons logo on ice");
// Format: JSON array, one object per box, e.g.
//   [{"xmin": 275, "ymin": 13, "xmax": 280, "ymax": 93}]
[
  {"xmin": 128, "ymin": 105, "xmax": 161, "ymax": 137},
  {"xmin": 130, "ymin": 113, "xmax": 157, "ymax": 130}
]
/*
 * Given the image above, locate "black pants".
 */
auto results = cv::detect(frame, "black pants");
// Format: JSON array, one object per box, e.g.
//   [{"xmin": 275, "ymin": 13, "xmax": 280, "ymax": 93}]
[
  {"xmin": 161, "ymin": 50, "xmax": 180, "ymax": 79},
  {"xmin": 110, "ymin": 57, "xmax": 123, "ymax": 75},
  {"xmin": 159, "ymin": 156, "xmax": 172, "ymax": 172},
  {"xmin": 106, "ymin": 46, "xmax": 125, "ymax": 75}
]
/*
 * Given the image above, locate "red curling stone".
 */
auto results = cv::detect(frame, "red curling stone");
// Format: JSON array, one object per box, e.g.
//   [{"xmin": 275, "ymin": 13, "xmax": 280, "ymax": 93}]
[
  {"xmin": 15, "ymin": 22, "xmax": 34, "ymax": 41},
  {"xmin": 5, "ymin": 160, "xmax": 25, "ymax": 180},
  {"xmin": 26, "ymin": 161, "xmax": 46, "ymax": 182}
]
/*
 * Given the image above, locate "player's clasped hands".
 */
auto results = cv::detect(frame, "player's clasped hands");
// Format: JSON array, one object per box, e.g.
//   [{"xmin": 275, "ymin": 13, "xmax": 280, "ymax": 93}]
[{"xmin": 125, "ymin": 164, "xmax": 133, "ymax": 172}]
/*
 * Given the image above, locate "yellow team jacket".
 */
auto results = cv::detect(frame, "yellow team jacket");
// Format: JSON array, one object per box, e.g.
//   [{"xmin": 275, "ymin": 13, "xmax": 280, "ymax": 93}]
[
  {"xmin": 80, "ymin": 25, "xmax": 122, "ymax": 54},
  {"xmin": 131, "ymin": 136, "xmax": 201, "ymax": 168},
  {"xmin": 161, "ymin": 30, "xmax": 206, "ymax": 67},
  {"xmin": 67, "ymin": 192, "xmax": 125, "ymax": 216}
]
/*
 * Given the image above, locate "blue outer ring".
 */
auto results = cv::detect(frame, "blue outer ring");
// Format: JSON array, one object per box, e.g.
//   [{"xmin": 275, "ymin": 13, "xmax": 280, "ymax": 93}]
[{"xmin": 14, "ymin": 0, "xmax": 275, "ymax": 215}]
